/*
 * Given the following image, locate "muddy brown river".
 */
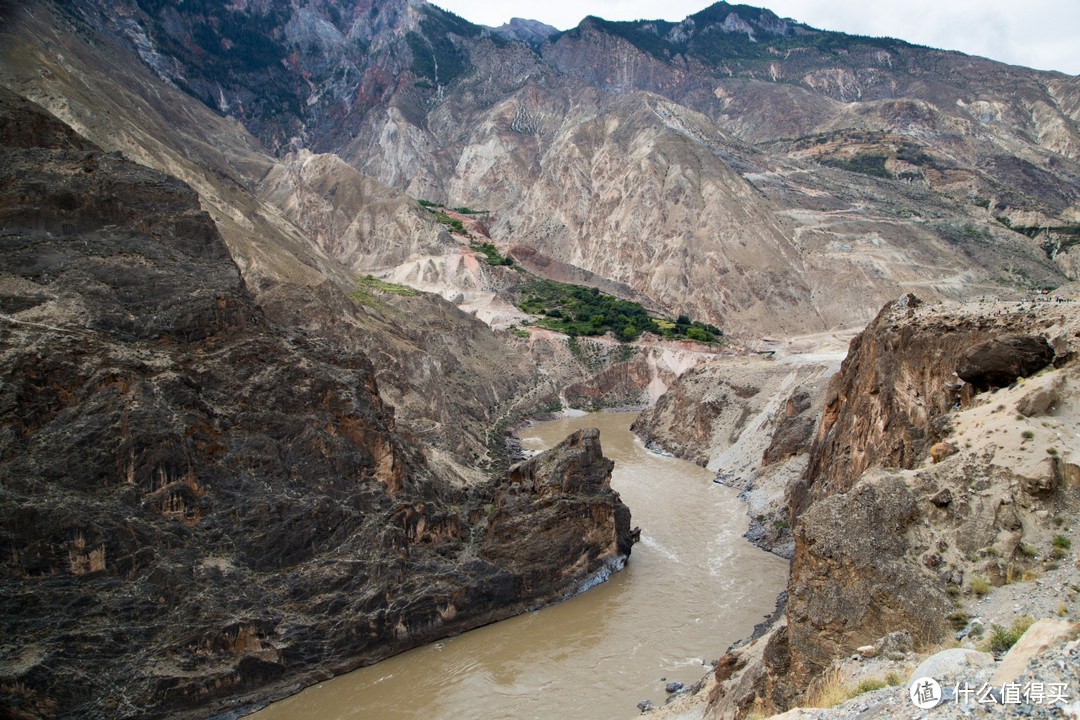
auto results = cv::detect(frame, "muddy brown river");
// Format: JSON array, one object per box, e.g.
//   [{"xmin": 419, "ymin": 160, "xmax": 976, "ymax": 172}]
[{"xmin": 250, "ymin": 411, "xmax": 788, "ymax": 720}]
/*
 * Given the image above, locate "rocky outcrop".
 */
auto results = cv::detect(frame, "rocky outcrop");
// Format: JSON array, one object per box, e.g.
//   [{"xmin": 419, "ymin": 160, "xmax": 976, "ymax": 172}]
[
  {"xmin": 0, "ymin": 92, "xmax": 634, "ymax": 719},
  {"xmin": 791, "ymin": 296, "xmax": 1068, "ymax": 520},
  {"xmin": 256, "ymin": 149, "xmax": 456, "ymax": 273},
  {"xmin": 693, "ymin": 299, "xmax": 1080, "ymax": 720},
  {"xmin": 785, "ymin": 472, "xmax": 950, "ymax": 681},
  {"xmin": 482, "ymin": 429, "xmax": 636, "ymax": 583},
  {"xmin": 761, "ymin": 392, "xmax": 817, "ymax": 466},
  {"xmin": 956, "ymin": 333, "xmax": 1055, "ymax": 390}
]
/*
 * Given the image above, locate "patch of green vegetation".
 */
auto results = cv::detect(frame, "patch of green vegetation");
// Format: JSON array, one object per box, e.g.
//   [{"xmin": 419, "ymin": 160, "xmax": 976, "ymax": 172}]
[
  {"xmin": 617, "ymin": 343, "xmax": 638, "ymax": 362},
  {"xmin": 987, "ymin": 616, "xmax": 1033, "ymax": 654},
  {"xmin": 1052, "ymin": 534, "xmax": 1072, "ymax": 550},
  {"xmin": 969, "ymin": 576, "xmax": 991, "ymax": 596},
  {"xmin": 520, "ymin": 279, "xmax": 658, "ymax": 341},
  {"xmin": 418, "ymin": 199, "xmax": 445, "ymax": 208},
  {"xmin": 432, "ymin": 211, "xmax": 467, "ymax": 235},
  {"xmin": 471, "ymin": 242, "xmax": 513, "ymax": 266},
  {"xmin": 453, "ymin": 206, "xmax": 489, "ymax": 215},
  {"xmin": 406, "ymin": 5, "xmax": 481, "ymax": 85},
  {"xmin": 947, "ymin": 611, "xmax": 970, "ymax": 631},
  {"xmin": 850, "ymin": 678, "xmax": 887, "ymax": 696},
  {"xmin": 894, "ymin": 144, "xmax": 939, "ymax": 168},
  {"xmin": 349, "ymin": 275, "xmax": 419, "ymax": 308},
  {"xmin": 539, "ymin": 398, "xmax": 563, "ymax": 413},
  {"xmin": 517, "ymin": 278, "xmax": 723, "ymax": 344}
]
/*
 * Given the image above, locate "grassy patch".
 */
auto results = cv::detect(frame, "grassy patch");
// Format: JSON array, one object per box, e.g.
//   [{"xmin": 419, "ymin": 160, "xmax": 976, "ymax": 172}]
[
  {"xmin": 517, "ymin": 278, "xmax": 721, "ymax": 344},
  {"xmin": 969, "ymin": 576, "xmax": 991, "ymax": 596},
  {"xmin": 349, "ymin": 275, "xmax": 419, "ymax": 308},
  {"xmin": 851, "ymin": 678, "xmax": 887, "ymax": 696},
  {"xmin": 947, "ymin": 611, "xmax": 969, "ymax": 631},
  {"xmin": 805, "ymin": 667, "xmax": 849, "ymax": 709}
]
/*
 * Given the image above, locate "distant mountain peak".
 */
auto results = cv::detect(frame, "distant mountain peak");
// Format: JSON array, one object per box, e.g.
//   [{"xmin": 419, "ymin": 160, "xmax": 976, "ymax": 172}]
[{"xmin": 486, "ymin": 17, "xmax": 559, "ymax": 49}]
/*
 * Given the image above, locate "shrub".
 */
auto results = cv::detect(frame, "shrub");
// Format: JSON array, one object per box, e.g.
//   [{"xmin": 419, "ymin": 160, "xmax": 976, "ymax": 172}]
[
  {"xmin": 969, "ymin": 577, "xmax": 991, "ymax": 596},
  {"xmin": 1052, "ymin": 535, "xmax": 1072, "ymax": 550},
  {"xmin": 987, "ymin": 616, "xmax": 1033, "ymax": 654},
  {"xmin": 686, "ymin": 326, "xmax": 709, "ymax": 342},
  {"xmin": 852, "ymin": 678, "xmax": 887, "ymax": 696},
  {"xmin": 947, "ymin": 611, "xmax": 969, "ymax": 631},
  {"xmin": 805, "ymin": 667, "xmax": 849, "ymax": 709},
  {"xmin": 1021, "ymin": 430, "xmax": 1034, "ymax": 440}
]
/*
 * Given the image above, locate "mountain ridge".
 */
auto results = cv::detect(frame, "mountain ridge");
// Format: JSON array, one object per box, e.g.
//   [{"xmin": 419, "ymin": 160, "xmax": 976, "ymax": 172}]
[{"xmin": 54, "ymin": 0, "xmax": 1074, "ymax": 334}]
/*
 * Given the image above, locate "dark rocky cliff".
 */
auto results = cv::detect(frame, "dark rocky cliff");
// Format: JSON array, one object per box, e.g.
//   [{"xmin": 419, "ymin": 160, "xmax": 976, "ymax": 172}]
[{"xmin": 0, "ymin": 90, "xmax": 634, "ymax": 719}]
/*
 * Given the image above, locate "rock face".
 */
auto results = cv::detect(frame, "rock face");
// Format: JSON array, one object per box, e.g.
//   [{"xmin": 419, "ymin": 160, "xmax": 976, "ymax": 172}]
[
  {"xmin": 791, "ymin": 297, "xmax": 1063, "ymax": 520},
  {"xmin": 786, "ymin": 472, "xmax": 950, "ymax": 681},
  {"xmin": 956, "ymin": 333, "xmax": 1055, "ymax": 390},
  {"xmin": 0, "ymin": 91, "xmax": 634, "ymax": 719},
  {"xmin": 482, "ymin": 428, "xmax": 636, "ymax": 581}
]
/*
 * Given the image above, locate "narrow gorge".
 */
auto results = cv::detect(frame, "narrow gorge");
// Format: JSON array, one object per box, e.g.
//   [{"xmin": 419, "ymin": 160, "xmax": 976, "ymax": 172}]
[{"xmin": 2, "ymin": 0, "xmax": 1079, "ymax": 719}]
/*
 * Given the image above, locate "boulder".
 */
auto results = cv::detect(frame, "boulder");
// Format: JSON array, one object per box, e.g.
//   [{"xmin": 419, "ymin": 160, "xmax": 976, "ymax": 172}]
[
  {"xmin": 1016, "ymin": 377, "xmax": 1064, "ymax": 417},
  {"xmin": 930, "ymin": 488, "xmax": 953, "ymax": 507},
  {"xmin": 989, "ymin": 619, "xmax": 1080, "ymax": 684},
  {"xmin": 929, "ymin": 442, "xmax": 958, "ymax": 463},
  {"xmin": 907, "ymin": 648, "xmax": 995, "ymax": 684},
  {"xmin": 956, "ymin": 334, "xmax": 1054, "ymax": 390}
]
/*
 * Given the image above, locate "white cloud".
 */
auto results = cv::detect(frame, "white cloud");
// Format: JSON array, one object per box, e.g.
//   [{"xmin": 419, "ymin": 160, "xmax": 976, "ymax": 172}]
[{"xmin": 433, "ymin": 0, "xmax": 1080, "ymax": 74}]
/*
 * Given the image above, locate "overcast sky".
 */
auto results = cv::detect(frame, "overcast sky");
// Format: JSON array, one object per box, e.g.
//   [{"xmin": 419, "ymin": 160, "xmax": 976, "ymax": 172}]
[{"xmin": 433, "ymin": 0, "xmax": 1080, "ymax": 75}]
